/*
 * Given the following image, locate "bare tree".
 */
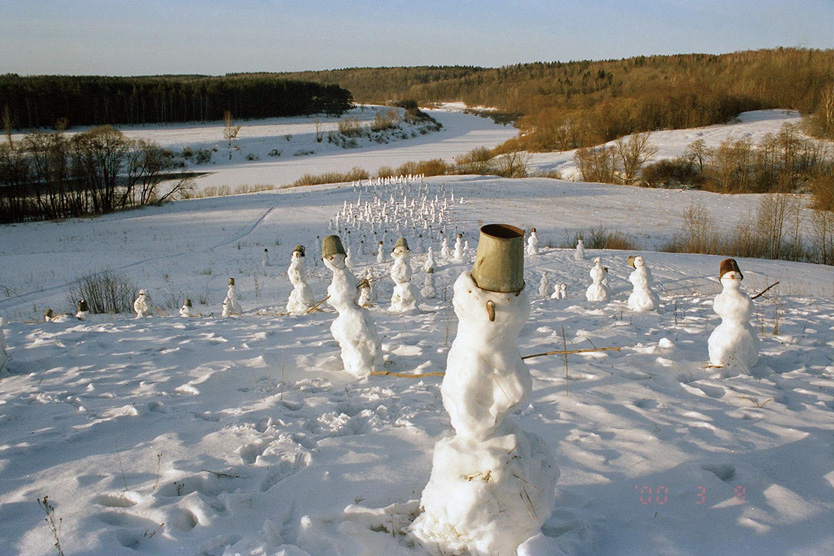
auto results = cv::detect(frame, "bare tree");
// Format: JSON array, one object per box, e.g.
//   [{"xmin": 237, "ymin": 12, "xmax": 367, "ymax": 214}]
[
  {"xmin": 684, "ymin": 139, "xmax": 708, "ymax": 173},
  {"xmin": 223, "ymin": 110, "xmax": 241, "ymax": 160},
  {"xmin": 615, "ymin": 133, "xmax": 658, "ymax": 183},
  {"xmin": 2, "ymin": 104, "xmax": 13, "ymax": 148},
  {"xmin": 574, "ymin": 145, "xmax": 617, "ymax": 183},
  {"xmin": 810, "ymin": 209, "xmax": 834, "ymax": 265}
]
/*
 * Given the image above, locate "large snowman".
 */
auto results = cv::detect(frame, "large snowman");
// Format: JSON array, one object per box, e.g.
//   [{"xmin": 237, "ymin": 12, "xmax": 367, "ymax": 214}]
[
  {"xmin": 708, "ymin": 258, "xmax": 759, "ymax": 369},
  {"xmin": 627, "ymin": 255, "xmax": 660, "ymax": 312},
  {"xmin": 322, "ymin": 235, "xmax": 382, "ymax": 378},
  {"xmin": 389, "ymin": 237, "xmax": 419, "ymax": 312},
  {"xmin": 286, "ymin": 245, "xmax": 316, "ymax": 315},
  {"xmin": 411, "ymin": 224, "xmax": 558, "ymax": 556},
  {"xmin": 585, "ymin": 256, "xmax": 610, "ymax": 302}
]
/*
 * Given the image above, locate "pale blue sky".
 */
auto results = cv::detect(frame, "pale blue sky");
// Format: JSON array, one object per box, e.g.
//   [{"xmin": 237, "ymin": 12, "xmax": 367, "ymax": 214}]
[{"xmin": 1, "ymin": 0, "xmax": 831, "ymax": 76}]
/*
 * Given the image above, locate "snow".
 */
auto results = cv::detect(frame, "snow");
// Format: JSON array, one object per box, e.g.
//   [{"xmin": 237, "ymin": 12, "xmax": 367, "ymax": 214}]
[{"xmin": 0, "ymin": 108, "xmax": 833, "ymax": 556}]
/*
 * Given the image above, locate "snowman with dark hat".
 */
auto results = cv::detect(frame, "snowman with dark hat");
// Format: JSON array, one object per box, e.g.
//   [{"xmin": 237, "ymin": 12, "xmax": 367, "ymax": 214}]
[
  {"xmin": 390, "ymin": 237, "xmax": 419, "ymax": 312},
  {"xmin": 322, "ymin": 235, "xmax": 382, "ymax": 378},
  {"xmin": 708, "ymin": 258, "xmax": 759, "ymax": 369},
  {"xmin": 222, "ymin": 278, "xmax": 242, "ymax": 317},
  {"xmin": 411, "ymin": 224, "xmax": 558, "ymax": 555},
  {"xmin": 286, "ymin": 244, "xmax": 316, "ymax": 315}
]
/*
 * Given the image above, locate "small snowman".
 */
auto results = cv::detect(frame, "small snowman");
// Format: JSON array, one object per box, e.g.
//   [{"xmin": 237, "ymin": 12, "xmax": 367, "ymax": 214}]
[
  {"xmin": 552, "ymin": 282, "xmax": 567, "ymax": 300},
  {"xmin": 411, "ymin": 224, "xmax": 558, "ymax": 556},
  {"xmin": 179, "ymin": 298, "xmax": 198, "ymax": 317},
  {"xmin": 262, "ymin": 248, "xmax": 270, "ymax": 268},
  {"xmin": 286, "ymin": 245, "xmax": 316, "ymax": 315},
  {"xmin": 575, "ymin": 236, "xmax": 585, "ymax": 260},
  {"xmin": 376, "ymin": 241, "xmax": 385, "ymax": 264},
  {"xmin": 627, "ymin": 255, "xmax": 659, "ymax": 312},
  {"xmin": 526, "ymin": 227, "xmax": 539, "ymax": 256},
  {"xmin": 440, "ymin": 236, "xmax": 452, "ymax": 259},
  {"xmin": 586, "ymin": 257, "xmax": 610, "ymax": 302},
  {"xmin": 390, "ymin": 237, "xmax": 419, "ymax": 312},
  {"xmin": 134, "ymin": 289, "xmax": 152, "ymax": 317},
  {"xmin": 423, "ymin": 246, "xmax": 436, "ymax": 273},
  {"xmin": 322, "ymin": 235, "xmax": 382, "ymax": 378},
  {"xmin": 538, "ymin": 271, "xmax": 550, "ymax": 298},
  {"xmin": 708, "ymin": 259, "xmax": 759, "ymax": 369},
  {"xmin": 222, "ymin": 278, "xmax": 242, "ymax": 317},
  {"xmin": 452, "ymin": 233, "xmax": 464, "ymax": 261},
  {"xmin": 461, "ymin": 240, "xmax": 472, "ymax": 264},
  {"xmin": 75, "ymin": 299, "xmax": 90, "ymax": 321},
  {"xmin": 421, "ymin": 266, "xmax": 437, "ymax": 299},
  {"xmin": 358, "ymin": 275, "xmax": 373, "ymax": 308}
]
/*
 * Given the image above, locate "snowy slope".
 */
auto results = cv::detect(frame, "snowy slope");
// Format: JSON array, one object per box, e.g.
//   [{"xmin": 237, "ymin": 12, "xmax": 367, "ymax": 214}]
[{"xmin": 0, "ymin": 111, "xmax": 832, "ymax": 556}]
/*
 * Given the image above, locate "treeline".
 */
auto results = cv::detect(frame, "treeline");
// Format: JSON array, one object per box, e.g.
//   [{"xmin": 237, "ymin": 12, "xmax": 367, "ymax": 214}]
[
  {"xmin": 0, "ymin": 126, "xmax": 191, "ymax": 223},
  {"xmin": 275, "ymin": 48, "xmax": 833, "ymax": 146},
  {"xmin": 0, "ymin": 75, "xmax": 353, "ymax": 130}
]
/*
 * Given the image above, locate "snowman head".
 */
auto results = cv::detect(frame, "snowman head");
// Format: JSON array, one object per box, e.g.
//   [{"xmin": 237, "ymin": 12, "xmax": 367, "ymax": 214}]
[
  {"xmin": 719, "ymin": 258, "xmax": 743, "ymax": 286},
  {"xmin": 593, "ymin": 256, "xmax": 601, "ymax": 266},
  {"xmin": 323, "ymin": 252, "xmax": 347, "ymax": 271},
  {"xmin": 634, "ymin": 256, "xmax": 644, "ymax": 268}
]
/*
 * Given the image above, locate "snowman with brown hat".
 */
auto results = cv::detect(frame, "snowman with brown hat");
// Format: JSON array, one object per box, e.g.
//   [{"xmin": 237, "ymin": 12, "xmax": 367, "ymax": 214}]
[
  {"xmin": 322, "ymin": 234, "xmax": 382, "ymax": 378},
  {"xmin": 390, "ymin": 237, "xmax": 419, "ymax": 312},
  {"xmin": 708, "ymin": 258, "xmax": 759, "ymax": 369},
  {"xmin": 411, "ymin": 224, "xmax": 558, "ymax": 556},
  {"xmin": 286, "ymin": 244, "xmax": 316, "ymax": 315},
  {"xmin": 526, "ymin": 227, "xmax": 539, "ymax": 256}
]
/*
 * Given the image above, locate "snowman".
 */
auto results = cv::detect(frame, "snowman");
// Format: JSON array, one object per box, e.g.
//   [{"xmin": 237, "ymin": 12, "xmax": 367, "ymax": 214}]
[
  {"xmin": 422, "ymin": 246, "xmax": 436, "ymax": 273},
  {"xmin": 376, "ymin": 241, "xmax": 385, "ymax": 264},
  {"xmin": 358, "ymin": 273, "xmax": 373, "ymax": 308},
  {"xmin": 134, "ymin": 289, "xmax": 152, "ymax": 317},
  {"xmin": 322, "ymin": 235, "xmax": 382, "ymax": 378},
  {"xmin": 708, "ymin": 259, "xmax": 759, "ymax": 369},
  {"xmin": 574, "ymin": 237, "xmax": 585, "ymax": 260},
  {"xmin": 179, "ymin": 298, "xmax": 198, "ymax": 317},
  {"xmin": 538, "ymin": 271, "xmax": 550, "ymax": 298},
  {"xmin": 222, "ymin": 278, "xmax": 242, "ymax": 317},
  {"xmin": 286, "ymin": 245, "xmax": 316, "ymax": 315},
  {"xmin": 262, "ymin": 248, "xmax": 270, "ymax": 268},
  {"xmin": 526, "ymin": 227, "xmax": 539, "ymax": 256},
  {"xmin": 421, "ymin": 267, "xmax": 437, "ymax": 299},
  {"xmin": 452, "ymin": 233, "xmax": 464, "ymax": 261},
  {"xmin": 75, "ymin": 299, "xmax": 90, "ymax": 321},
  {"xmin": 411, "ymin": 224, "xmax": 558, "ymax": 556},
  {"xmin": 390, "ymin": 237, "xmax": 419, "ymax": 312},
  {"xmin": 553, "ymin": 282, "xmax": 567, "ymax": 300},
  {"xmin": 440, "ymin": 236, "xmax": 452, "ymax": 259},
  {"xmin": 627, "ymin": 255, "xmax": 659, "ymax": 312},
  {"xmin": 585, "ymin": 257, "xmax": 610, "ymax": 302}
]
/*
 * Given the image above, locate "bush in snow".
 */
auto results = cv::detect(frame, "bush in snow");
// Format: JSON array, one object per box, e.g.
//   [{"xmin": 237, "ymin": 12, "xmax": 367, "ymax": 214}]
[{"xmin": 66, "ymin": 270, "xmax": 136, "ymax": 314}]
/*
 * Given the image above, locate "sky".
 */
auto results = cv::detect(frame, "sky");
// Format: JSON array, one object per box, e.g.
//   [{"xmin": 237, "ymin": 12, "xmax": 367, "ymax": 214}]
[{"xmin": 1, "ymin": 0, "xmax": 832, "ymax": 76}]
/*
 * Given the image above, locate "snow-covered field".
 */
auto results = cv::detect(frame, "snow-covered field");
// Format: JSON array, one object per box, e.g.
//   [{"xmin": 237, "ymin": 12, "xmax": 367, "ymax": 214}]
[{"xmin": 1, "ymin": 109, "xmax": 832, "ymax": 556}]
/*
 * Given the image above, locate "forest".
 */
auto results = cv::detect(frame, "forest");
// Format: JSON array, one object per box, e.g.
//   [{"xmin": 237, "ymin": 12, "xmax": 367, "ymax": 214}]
[
  {"xmin": 0, "ymin": 75, "xmax": 353, "ymax": 129},
  {"xmin": 274, "ymin": 48, "xmax": 834, "ymax": 148}
]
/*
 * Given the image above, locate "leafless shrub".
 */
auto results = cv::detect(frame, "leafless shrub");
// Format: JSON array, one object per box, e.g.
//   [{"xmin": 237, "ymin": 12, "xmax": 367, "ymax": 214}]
[{"xmin": 66, "ymin": 269, "xmax": 135, "ymax": 314}]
